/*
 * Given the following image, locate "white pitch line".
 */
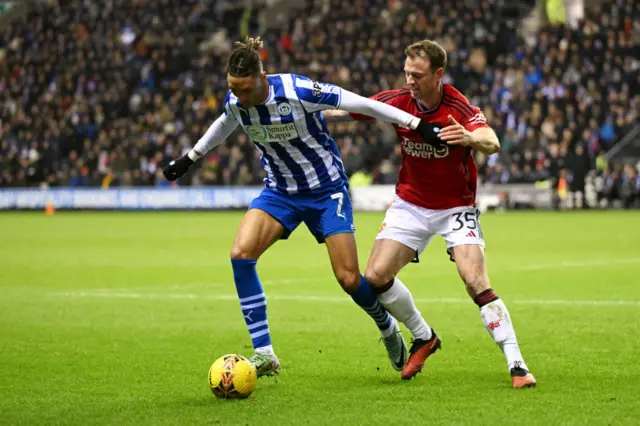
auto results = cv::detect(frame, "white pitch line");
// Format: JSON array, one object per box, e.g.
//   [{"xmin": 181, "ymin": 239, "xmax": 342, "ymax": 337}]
[
  {"xmin": 84, "ymin": 257, "xmax": 640, "ymax": 293},
  {"xmin": 513, "ymin": 257, "xmax": 640, "ymax": 271},
  {"xmin": 85, "ymin": 277, "xmax": 326, "ymax": 293},
  {"xmin": 51, "ymin": 291, "xmax": 640, "ymax": 307}
]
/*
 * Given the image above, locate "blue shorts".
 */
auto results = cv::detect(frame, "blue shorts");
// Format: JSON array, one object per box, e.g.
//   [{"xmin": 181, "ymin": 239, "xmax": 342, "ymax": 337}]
[{"xmin": 249, "ymin": 184, "xmax": 355, "ymax": 244}]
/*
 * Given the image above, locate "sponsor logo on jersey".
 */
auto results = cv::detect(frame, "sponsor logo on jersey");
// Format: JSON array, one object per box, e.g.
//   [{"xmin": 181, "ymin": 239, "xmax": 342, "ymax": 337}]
[
  {"xmin": 468, "ymin": 112, "xmax": 487, "ymax": 124},
  {"xmin": 246, "ymin": 123, "xmax": 299, "ymax": 143},
  {"xmin": 401, "ymin": 137, "xmax": 449, "ymax": 159}
]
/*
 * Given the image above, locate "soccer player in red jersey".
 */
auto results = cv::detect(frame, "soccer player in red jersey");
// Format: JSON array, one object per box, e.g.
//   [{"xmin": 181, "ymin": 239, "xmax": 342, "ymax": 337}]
[{"xmin": 323, "ymin": 40, "xmax": 535, "ymax": 388}]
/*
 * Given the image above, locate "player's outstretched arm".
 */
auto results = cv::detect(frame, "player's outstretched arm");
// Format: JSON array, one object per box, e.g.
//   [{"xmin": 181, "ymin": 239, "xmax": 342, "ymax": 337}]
[
  {"xmin": 294, "ymin": 76, "xmax": 434, "ymax": 142},
  {"xmin": 337, "ymin": 89, "xmax": 439, "ymax": 142},
  {"xmin": 163, "ymin": 113, "xmax": 239, "ymax": 181},
  {"xmin": 338, "ymin": 89, "xmax": 420, "ymax": 129},
  {"xmin": 321, "ymin": 109, "xmax": 355, "ymax": 123}
]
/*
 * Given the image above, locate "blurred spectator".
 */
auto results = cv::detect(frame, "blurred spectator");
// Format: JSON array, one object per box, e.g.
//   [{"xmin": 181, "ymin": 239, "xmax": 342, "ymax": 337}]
[
  {"xmin": 566, "ymin": 144, "xmax": 590, "ymax": 208},
  {"xmin": 0, "ymin": 0, "xmax": 637, "ymax": 192},
  {"xmin": 595, "ymin": 163, "xmax": 640, "ymax": 209},
  {"xmin": 620, "ymin": 164, "xmax": 639, "ymax": 209}
]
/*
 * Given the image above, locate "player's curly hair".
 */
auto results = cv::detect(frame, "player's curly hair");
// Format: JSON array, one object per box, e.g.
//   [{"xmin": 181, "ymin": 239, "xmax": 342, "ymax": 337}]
[
  {"xmin": 405, "ymin": 40, "xmax": 447, "ymax": 71},
  {"xmin": 226, "ymin": 36, "xmax": 264, "ymax": 77}
]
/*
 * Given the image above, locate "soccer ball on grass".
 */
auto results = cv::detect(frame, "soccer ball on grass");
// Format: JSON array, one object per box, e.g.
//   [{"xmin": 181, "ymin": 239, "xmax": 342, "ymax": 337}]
[{"xmin": 208, "ymin": 354, "xmax": 257, "ymax": 399}]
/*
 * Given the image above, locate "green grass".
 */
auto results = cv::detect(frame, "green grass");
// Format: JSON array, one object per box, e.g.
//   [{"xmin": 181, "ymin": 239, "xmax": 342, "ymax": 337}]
[{"xmin": 1, "ymin": 210, "xmax": 639, "ymax": 425}]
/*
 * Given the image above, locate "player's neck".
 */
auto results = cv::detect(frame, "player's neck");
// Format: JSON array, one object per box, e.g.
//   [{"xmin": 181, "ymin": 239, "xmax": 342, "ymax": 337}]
[
  {"xmin": 256, "ymin": 82, "xmax": 271, "ymax": 105},
  {"xmin": 418, "ymin": 84, "xmax": 443, "ymax": 111}
]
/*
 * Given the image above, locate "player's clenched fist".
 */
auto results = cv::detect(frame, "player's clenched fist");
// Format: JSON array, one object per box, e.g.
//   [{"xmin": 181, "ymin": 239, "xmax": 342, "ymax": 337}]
[
  {"xmin": 414, "ymin": 119, "xmax": 446, "ymax": 147},
  {"xmin": 163, "ymin": 154, "xmax": 195, "ymax": 181}
]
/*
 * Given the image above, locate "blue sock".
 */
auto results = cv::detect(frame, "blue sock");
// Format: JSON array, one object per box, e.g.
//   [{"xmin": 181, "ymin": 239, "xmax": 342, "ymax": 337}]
[
  {"xmin": 349, "ymin": 275, "xmax": 395, "ymax": 336},
  {"xmin": 231, "ymin": 259, "xmax": 272, "ymax": 351}
]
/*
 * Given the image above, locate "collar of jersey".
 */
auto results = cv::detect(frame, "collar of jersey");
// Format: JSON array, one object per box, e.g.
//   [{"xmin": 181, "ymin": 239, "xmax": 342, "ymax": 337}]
[{"xmin": 414, "ymin": 84, "xmax": 444, "ymax": 114}]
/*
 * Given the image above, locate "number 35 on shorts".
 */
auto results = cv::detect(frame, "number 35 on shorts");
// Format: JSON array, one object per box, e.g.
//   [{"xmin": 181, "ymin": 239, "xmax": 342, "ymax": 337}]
[{"xmin": 449, "ymin": 208, "xmax": 483, "ymax": 240}]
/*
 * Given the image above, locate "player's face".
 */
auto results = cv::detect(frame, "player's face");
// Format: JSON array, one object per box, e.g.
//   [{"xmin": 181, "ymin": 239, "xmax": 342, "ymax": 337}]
[
  {"xmin": 404, "ymin": 56, "xmax": 443, "ymax": 100},
  {"xmin": 228, "ymin": 72, "xmax": 268, "ymax": 107}
]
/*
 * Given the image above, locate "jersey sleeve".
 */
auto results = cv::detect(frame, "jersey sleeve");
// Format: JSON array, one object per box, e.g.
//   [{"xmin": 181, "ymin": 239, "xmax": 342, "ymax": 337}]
[
  {"xmin": 336, "ymin": 89, "xmax": 415, "ymax": 128},
  {"xmin": 348, "ymin": 92, "xmax": 384, "ymax": 121},
  {"xmin": 293, "ymin": 75, "xmax": 342, "ymax": 113},
  {"xmin": 191, "ymin": 92, "xmax": 239, "ymax": 157},
  {"xmin": 222, "ymin": 91, "xmax": 238, "ymax": 121}
]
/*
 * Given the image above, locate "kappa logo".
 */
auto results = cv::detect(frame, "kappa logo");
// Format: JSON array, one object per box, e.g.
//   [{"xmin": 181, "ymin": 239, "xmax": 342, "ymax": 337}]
[{"xmin": 277, "ymin": 102, "xmax": 292, "ymax": 116}]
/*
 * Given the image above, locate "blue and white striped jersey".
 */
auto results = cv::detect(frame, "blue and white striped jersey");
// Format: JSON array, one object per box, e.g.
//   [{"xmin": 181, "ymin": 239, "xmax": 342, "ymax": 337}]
[{"xmin": 223, "ymin": 74, "xmax": 347, "ymax": 194}]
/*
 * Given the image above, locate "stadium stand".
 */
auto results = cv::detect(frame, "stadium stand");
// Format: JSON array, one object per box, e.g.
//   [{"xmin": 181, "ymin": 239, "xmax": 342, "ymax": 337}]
[{"xmin": 0, "ymin": 0, "xmax": 638, "ymax": 205}]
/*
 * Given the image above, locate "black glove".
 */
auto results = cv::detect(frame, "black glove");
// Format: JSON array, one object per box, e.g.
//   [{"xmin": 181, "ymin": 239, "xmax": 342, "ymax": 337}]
[
  {"xmin": 415, "ymin": 119, "xmax": 446, "ymax": 147},
  {"xmin": 163, "ymin": 154, "xmax": 195, "ymax": 181}
]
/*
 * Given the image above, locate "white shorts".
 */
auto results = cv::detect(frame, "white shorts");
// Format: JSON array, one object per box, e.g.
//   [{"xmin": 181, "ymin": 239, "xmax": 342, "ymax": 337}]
[{"xmin": 376, "ymin": 196, "xmax": 485, "ymax": 261}]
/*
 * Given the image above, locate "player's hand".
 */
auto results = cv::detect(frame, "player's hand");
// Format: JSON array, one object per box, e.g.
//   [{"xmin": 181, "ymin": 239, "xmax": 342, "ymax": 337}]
[
  {"xmin": 439, "ymin": 115, "xmax": 474, "ymax": 147},
  {"xmin": 415, "ymin": 119, "xmax": 446, "ymax": 146},
  {"xmin": 163, "ymin": 154, "xmax": 195, "ymax": 181}
]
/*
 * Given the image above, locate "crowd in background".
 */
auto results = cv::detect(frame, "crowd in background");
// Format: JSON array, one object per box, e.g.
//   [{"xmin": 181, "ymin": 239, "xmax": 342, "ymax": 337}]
[{"xmin": 1, "ymin": 0, "xmax": 638, "ymax": 205}]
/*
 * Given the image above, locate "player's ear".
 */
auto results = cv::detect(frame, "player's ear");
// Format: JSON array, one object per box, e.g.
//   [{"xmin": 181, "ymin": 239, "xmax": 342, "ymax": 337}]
[
  {"xmin": 260, "ymin": 71, "xmax": 267, "ymax": 81},
  {"xmin": 435, "ymin": 67, "xmax": 445, "ymax": 79}
]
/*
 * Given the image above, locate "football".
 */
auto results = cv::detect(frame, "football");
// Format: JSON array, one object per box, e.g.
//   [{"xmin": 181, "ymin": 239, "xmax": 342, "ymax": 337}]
[{"xmin": 208, "ymin": 354, "xmax": 257, "ymax": 399}]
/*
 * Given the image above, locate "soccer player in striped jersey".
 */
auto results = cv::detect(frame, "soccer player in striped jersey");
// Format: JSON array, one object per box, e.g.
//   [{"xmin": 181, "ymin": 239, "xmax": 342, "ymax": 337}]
[
  {"xmin": 163, "ymin": 37, "xmax": 440, "ymax": 377},
  {"xmin": 323, "ymin": 40, "xmax": 536, "ymax": 388}
]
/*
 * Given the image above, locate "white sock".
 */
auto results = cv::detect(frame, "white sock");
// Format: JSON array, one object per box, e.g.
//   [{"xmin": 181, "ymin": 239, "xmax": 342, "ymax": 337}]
[
  {"xmin": 255, "ymin": 345, "xmax": 275, "ymax": 356},
  {"xmin": 380, "ymin": 317, "xmax": 398, "ymax": 338},
  {"xmin": 480, "ymin": 298, "xmax": 527, "ymax": 371},
  {"xmin": 377, "ymin": 277, "xmax": 432, "ymax": 340}
]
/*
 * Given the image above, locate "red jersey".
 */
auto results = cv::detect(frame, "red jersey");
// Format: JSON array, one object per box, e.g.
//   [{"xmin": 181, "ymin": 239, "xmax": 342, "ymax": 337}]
[{"xmin": 350, "ymin": 84, "xmax": 490, "ymax": 210}]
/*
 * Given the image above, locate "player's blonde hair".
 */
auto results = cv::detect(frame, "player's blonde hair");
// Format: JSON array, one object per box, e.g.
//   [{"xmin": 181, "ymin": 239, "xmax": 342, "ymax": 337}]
[
  {"xmin": 405, "ymin": 40, "xmax": 447, "ymax": 71},
  {"xmin": 234, "ymin": 36, "xmax": 264, "ymax": 52},
  {"xmin": 227, "ymin": 36, "xmax": 264, "ymax": 77}
]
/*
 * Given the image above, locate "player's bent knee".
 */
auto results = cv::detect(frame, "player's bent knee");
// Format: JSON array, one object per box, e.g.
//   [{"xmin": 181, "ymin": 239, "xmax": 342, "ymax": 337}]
[
  {"xmin": 335, "ymin": 270, "xmax": 361, "ymax": 293},
  {"xmin": 230, "ymin": 245, "xmax": 257, "ymax": 261},
  {"xmin": 364, "ymin": 265, "xmax": 393, "ymax": 288}
]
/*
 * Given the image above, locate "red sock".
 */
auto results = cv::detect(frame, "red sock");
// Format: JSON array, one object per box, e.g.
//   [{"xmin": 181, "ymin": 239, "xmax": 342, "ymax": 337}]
[{"xmin": 474, "ymin": 288, "xmax": 499, "ymax": 307}]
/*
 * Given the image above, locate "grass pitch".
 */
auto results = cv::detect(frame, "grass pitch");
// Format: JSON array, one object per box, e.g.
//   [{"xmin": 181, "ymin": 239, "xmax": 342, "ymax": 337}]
[{"xmin": 1, "ymin": 210, "xmax": 639, "ymax": 425}]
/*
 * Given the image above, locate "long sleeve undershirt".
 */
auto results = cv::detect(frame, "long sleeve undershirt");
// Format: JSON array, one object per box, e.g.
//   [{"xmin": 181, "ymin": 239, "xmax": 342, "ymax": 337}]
[
  {"xmin": 337, "ymin": 88, "xmax": 419, "ymax": 129},
  {"xmin": 188, "ymin": 113, "xmax": 239, "ymax": 161},
  {"xmin": 188, "ymin": 88, "xmax": 419, "ymax": 161}
]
